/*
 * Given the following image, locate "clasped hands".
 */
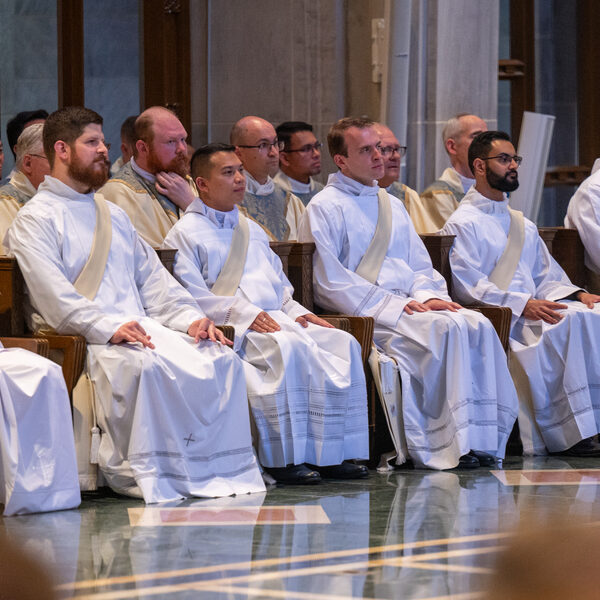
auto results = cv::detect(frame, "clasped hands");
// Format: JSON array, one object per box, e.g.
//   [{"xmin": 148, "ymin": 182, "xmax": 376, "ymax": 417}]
[
  {"xmin": 403, "ymin": 298, "xmax": 462, "ymax": 315},
  {"xmin": 249, "ymin": 311, "xmax": 334, "ymax": 332},
  {"xmin": 110, "ymin": 318, "xmax": 232, "ymax": 348},
  {"xmin": 523, "ymin": 292, "xmax": 600, "ymax": 324}
]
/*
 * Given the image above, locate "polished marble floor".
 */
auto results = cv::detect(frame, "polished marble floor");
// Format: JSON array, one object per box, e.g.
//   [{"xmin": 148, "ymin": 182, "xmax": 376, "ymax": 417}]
[{"xmin": 4, "ymin": 455, "xmax": 600, "ymax": 599}]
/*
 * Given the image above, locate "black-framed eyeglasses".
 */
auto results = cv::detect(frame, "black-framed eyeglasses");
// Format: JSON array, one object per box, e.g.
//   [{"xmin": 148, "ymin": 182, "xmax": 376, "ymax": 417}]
[
  {"xmin": 380, "ymin": 145, "xmax": 407, "ymax": 158},
  {"xmin": 481, "ymin": 153, "xmax": 522, "ymax": 166},
  {"xmin": 282, "ymin": 141, "xmax": 322, "ymax": 154},
  {"xmin": 237, "ymin": 140, "xmax": 284, "ymax": 153}
]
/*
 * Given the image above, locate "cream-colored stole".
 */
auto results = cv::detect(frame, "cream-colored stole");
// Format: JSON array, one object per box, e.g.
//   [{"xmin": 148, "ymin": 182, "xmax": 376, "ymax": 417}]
[
  {"xmin": 488, "ymin": 207, "xmax": 525, "ymax": 290},
  {"xmin": 356, "ymin": 189, "xmax": 409, "ymax": 468},
  {"xmin": 210, "ymin": 212, "xmax": 250, "ymax": 296}
]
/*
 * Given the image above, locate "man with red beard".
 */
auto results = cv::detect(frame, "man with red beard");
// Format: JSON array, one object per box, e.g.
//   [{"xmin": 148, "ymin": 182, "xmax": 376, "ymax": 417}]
[
  {"xmin": 100, "ymin": 106, "xmax": 198, "ymax": 246},
  {"xmin": 6, "ymin": 106, "xmax": 265, "ymax": 503}
]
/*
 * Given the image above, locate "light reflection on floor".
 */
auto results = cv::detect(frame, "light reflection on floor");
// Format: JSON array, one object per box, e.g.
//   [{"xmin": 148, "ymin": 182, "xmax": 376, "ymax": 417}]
[{"xmin": 4, "ymin": 456, "xmax": 600, "ymax": 599}]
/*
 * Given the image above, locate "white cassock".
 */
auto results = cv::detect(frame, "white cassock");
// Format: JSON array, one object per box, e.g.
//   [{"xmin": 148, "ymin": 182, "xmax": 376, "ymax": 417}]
[
  {"xmin": 443, "ymin": 187, "xmax": 600, "ymax": 454},
  {"xmin": 5, "ymin": 176, "xmax": 265, "ymax": 503},
  {"xmin": 298, "ymin": 172, "xmax": 518, "ymax": 470},
  {"xmin": 565, "ymin": 168, "xmax": 600, "ymax": 290},
  {"xmin": 163, "ymin": 199, "xmax": 369, "ymax": 468},
  {"xmin": 0, "ymin": 343, "xmax": 80, "ymax": 515}
]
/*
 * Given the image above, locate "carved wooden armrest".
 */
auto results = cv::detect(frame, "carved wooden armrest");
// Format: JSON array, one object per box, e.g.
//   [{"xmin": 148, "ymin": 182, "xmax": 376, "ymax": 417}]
[
  {"xmin": 0, "ymin": 336, "xmax": 50, "ymax": 358},
  {"xmin": 464, "ymin": 304, "xmax": 512, "ymax": 352},
  {"xmin": 318, "ymin": 314, "xmax": 374, "ymax": 368},
  {"xmin": 216, "ymin": 325, "xmax": 235, "ymax": 343},
  {"xmin": 320, "ymin": 316, "xmax": 350, "ymax": 332},
  {"xmin": 33, "ymin": 334, "xmax": 87, "ymax": 396}
]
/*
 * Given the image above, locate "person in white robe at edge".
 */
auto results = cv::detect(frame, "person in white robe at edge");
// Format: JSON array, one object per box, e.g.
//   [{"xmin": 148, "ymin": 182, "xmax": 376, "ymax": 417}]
[
  {"xmin": 564, "ymin": 161, "xmax": 600, "ymax": 294},
  {"xmin": 5, "ymin": 106, "xmax": 265, "ymax": 503},
  {"xmin": 442, "ymin": 130, "xmax": 600, "ymax": 457},
  {"xmin": 298, "ymin": 117, "xmax": 519, "ymax": 470},
  {"xmin": 163, "ymin": 142, "xmax": 369, "ymax": 484},
  {"xmin": 0, "ymin": 342, "xmax": 80, "ymax": 516}
]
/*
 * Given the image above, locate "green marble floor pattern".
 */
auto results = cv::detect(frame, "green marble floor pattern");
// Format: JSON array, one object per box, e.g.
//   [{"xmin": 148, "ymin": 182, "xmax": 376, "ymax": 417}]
[{"xmin": 4, "ymin": 455, "xmax": 600, "ymax": 599}]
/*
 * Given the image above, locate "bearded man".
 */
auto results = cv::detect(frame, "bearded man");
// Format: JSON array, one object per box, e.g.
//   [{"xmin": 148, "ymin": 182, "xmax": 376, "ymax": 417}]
[
  {"xmin": 443, "ymin": 130, "xmax": 600, "ymax": 458},
  {"xmin": 6, "ymin": 106, "xmax": 265, "ymax": 503},
  {"xmin": 100, "ymin": 106, "xmax": 197, "ymax": 246}
]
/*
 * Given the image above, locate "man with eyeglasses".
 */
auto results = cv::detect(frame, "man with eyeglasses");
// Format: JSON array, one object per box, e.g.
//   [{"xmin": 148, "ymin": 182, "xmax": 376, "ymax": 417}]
[
  {"xmin": 0, "ymin": 123, "xmax": 50, "ymax": 253},
  {"xmin": 443, "ymin": 130, "xmax": 600, "ymax": 458},
  {"xmin": 375, "ymin": 123, "xmax": 438, "ymax": 234},
  {"xmin": 274, "ymin": 121, "xmax": 324, "ymax": 207},
  {"xmin": 299, "ymin": 117, "xmax": 519, "ymax": 471},
  {"xmin": 100, "ymin": 106, "xmax": 198, "ymax": 246},
  {"xmin": 231, "ymin": 116, "xmax": 305, "ymax": 241},
  {"xmin": 420, "ymin": 113, "xmax": 488, "ymax": 230}
]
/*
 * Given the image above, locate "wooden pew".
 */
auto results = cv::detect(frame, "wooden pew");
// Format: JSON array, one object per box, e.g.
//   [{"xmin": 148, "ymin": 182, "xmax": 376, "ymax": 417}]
[{"xmin": 538, "ymin": 227, "xmax": 586, "ymax": 288}]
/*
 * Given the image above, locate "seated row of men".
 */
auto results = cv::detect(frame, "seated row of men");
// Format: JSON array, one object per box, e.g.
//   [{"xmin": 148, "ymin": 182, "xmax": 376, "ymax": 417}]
[{"xmin": 2, "ymin": 106, "xmax": 600, "ymax": 517}]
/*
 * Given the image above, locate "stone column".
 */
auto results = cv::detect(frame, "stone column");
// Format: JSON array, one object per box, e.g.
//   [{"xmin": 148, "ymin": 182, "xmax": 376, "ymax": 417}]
[{"xmin": 406, "ymin": 0, "xmax": 500, "ymax": 191}]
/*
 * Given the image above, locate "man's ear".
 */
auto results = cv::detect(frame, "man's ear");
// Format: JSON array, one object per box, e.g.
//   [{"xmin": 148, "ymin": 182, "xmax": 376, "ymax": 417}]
[
  {"xmin": 234, "ymin": 146, "xmax": 243, "ymax": 161},
  {"xmin": 135, "ymin": 139, "xmax": 148, "ymax": 157},
  {"xmin": 472, "ymin": 157, "xmax": 485, "ymax": 177},
  {"xmin": 445, "ymin": 138, "xmax": 457, "ymax": 156},
  {"xmin": 195, "ymin": 175, "xmax": 209, "ymax": 193},
  {"xmin": 279, "ymin": 152, "xmax": 291, "ymax": 168},
  {"xmin": 20, "ymin": 154, "xmax": 34, "ymax": 176},
  {"xmin": 53, "ymin": 140, "xmax": 70, "ymax": 161},
  {"xmin": 333, "ymin": 153, "xmax": 346, "ymax": 170}
]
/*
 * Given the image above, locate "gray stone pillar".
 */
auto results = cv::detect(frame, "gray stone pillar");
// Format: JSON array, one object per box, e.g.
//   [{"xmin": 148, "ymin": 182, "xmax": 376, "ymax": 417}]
[{"xmin": 406, "ymin": 0, "xmax": 500, "ymax": 191}]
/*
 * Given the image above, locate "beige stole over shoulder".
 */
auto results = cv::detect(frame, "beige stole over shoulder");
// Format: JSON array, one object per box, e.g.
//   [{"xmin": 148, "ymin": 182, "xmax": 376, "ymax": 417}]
[
  {"xmin": 355, "ymin": 188, "xmax": 392, "ymax": 283},
  {"xmin": 74, "ymin": 194, "xmax": 113, "ymax": 300},
  {"xmin": 211, "ymin": 212, "xmax": 250, "ymax": 296},
  {"xmin": 488, "ymin": 207, "xmax": 525, "ymax": 291}
]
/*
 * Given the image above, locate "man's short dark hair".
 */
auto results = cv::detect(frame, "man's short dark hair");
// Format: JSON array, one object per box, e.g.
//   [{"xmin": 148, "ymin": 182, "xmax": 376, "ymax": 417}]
[
  {"xmin": 6, "ymin": 109, "xmax": 49, "ymax": 158},
  {"xmin": 468, "ymin": 130, "xmax": 512, "ymax": 175},
  {"xmin": 276, "ymin": 121, "xmax": 313, "ymax": 150},
  {"xmin": 43, "ymin": 106, "xmax": 103, "ymax": 168},
  {"xmin": 191, "ymin": 143, "xmax": 236, "ymax": 179},
  {"xmin": 327, "ymin": 117, "xmax": 375, "ymax": 158},
  {"xmin": 120, "ymin": 115, "xmax": 138, "ymax": 145}
]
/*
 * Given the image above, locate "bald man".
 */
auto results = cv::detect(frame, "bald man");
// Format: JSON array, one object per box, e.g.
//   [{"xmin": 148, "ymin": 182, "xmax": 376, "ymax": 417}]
[
  {"xmin": 99, "ymin": 106, "xmax": 198, "ymax": 246},
  {"xmin": 375, "ymin": 123, "xmax": 438, "ymax": 234},
  {"xmin": 420, "ymin": 113, "xmax": 488, "ymax": 230},
  {"xmin": 231, "ymin": 116, "xmax": 305, "ymax": 241}
]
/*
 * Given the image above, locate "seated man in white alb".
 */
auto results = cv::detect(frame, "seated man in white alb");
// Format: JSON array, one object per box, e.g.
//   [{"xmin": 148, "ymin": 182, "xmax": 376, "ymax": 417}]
[
  {"xmin": 0, "ymin": 342, "xmax": 80, "ymax": 515},
  {"xmin": 299, "ymin": 117, "xmax": 519, "ymax": 470},
  {"xmin": 109, "ymin": 114, "xmax": 137, "ymax": 176},
  {"xmin": 274, "ymin": 121, "xmax": 324, "ymax": 206},
  {"xmin": 420, "ymin": 113, "xmax": 488, "ymax": 229},
  {"xmin": 6, "ymin": 106, "xmax": 265, "ymax": 503},
  {"xmin": 0, "ymin": 123, "xmax": 50, "ymax": 253},
  {"xmin": 443, "ymin": 130, "xmax": 600, "ymax": 457},
  {"xmin": 375, "ymin": 123, "xmax": 438, "ymax": 234},
  {"xmin": 163, "ymin": 143, "xmax": 369, "ymax": 484},
  {"xmin": 565, "ymin": 163, "xmax": 600, "ymax": 293},
  {"xmin": 232, "ymin": 116, "xmax": 305, "ymax": 241}
]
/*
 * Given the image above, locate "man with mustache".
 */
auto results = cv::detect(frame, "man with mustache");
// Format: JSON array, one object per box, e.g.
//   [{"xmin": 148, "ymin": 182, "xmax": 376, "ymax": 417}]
[
  {"xmin": 6, "ymin": 106, "xmax": 265, "ymax": 503},
  {"xmin": 100, "ymin": 106, "xmax": 197, "ymax": 246},
  {"xmin": 231, "ymin": 116, "xmax": 305, "ymax": 241},
  {"xmin": 443, "ymin": 130, "xmax": 600, "ymax": 458},
  {"xmin": 375, "ymin": 123, "xmax": 438, "ymax": 233}
]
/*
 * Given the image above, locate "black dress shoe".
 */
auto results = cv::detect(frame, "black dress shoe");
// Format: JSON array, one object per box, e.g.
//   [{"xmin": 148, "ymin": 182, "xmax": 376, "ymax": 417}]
[
  {"xmin": 469, "ymin": 450, "xmax": 496, "ymax": 467},
  {"xmin": 456, "ymin": 454, "xmax": 479, "ymax": 469},
  {"xmin": 550, "ymin": 437, "xmax": 600, "ymax": 458},
  {"xmin": 307, "ymin": 461, "xmax": 369, "ymax": 479},
  {"xmin": 264, "ymin": 464, "xmax": 321, "ymax": 484}
]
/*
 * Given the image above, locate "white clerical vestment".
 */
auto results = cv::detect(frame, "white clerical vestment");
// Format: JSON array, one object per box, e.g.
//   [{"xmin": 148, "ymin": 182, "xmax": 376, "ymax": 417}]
[
  {"xmin": 565, "ymin": 168, "xmax": 600, "ymax": 292},
  {"xmin": 163, "ymin": 199, "xmax": 369, "ymax": 467},
  {"xmin": 0, "ymin": 343, "xmax": 80, "ymax": 515},
  {"xmin": 298, "ymin": 172, "xmax": 518, "ymax": 470},
  {"xmin": 443, "ymin": 187, "xmax": 600, "ymax": 454},
  {"xmin": 6, "ymin": 176, "xmax": 264, "ymax": 503}
]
